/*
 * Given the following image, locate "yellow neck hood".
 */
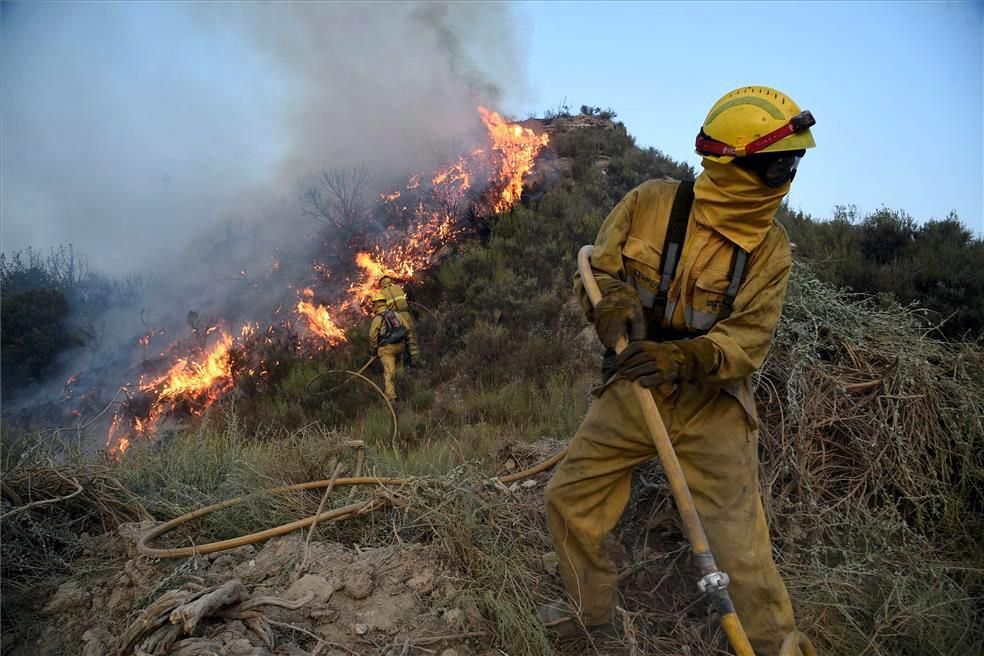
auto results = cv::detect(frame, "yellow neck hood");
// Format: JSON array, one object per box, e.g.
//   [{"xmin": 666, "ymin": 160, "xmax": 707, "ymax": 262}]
[{"xmin": 692, "ymin": 158, "xmax": 789, "ymax": 252}]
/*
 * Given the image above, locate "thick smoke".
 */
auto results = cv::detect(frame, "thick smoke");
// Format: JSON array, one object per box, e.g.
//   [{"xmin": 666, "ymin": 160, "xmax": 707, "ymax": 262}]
[
  {"xmin": 2, "ymin": 2, "xmax": 528, "ymax": 273},
  {"xmin": 0, "ymin": 2, "xmax": 529, "ymax": 416},
  {"xmin": 217, "ymin": 2, "xmax": 530, "ymax": 185}
]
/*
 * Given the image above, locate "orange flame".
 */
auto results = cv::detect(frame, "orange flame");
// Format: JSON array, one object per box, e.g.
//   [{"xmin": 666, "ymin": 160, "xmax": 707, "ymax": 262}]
[
  {"xmin": 151, "ymin": 332, "xmax": 235, "ymax": 404},
  {"xmin": 295, "ymin": 289, "xmax": 347, "ymax": 345},
  {"xmin": 107, "ymin": 415, "xmax": 131, "ymax": 457},
  {"xmin": 345, "ymin": 107, "xmax": 549, "ymax": 312},
  {"xmin": 105, "ymin": 332, "xmax": 237, "ymax": 456},
  {"xmin": 478, "ymin": 107, "xmax": 550, "ymax": 213}
]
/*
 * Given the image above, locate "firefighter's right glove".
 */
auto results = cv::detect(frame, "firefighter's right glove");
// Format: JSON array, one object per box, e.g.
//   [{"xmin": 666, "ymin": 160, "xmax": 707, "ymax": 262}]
[
  {"xmin": 593, "ymin": 279, "xmax": 646, "ymax": 350},
  {"xmin": 616, "ymin": 338, "xmax": 718, "ymax": 387}
]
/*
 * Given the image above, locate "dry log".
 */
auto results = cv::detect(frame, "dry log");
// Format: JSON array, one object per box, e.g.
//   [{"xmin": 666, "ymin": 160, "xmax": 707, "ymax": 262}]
[
  {"xmin": 116, "ymin": 579, "xmax": 312, "ymax": 655},
  {"xmin": 114, "ymin": 588, "xmax": 194, "ymax": 655},
  {"xmin": 169, "ymin": 579, "xmax": 246, "ymax": 633}
]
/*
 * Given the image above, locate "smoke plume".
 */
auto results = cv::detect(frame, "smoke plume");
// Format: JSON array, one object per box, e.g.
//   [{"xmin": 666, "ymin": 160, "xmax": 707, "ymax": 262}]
[{"xmin": 1, "ymin": 1, "xmax": 529, "ymax": 274}]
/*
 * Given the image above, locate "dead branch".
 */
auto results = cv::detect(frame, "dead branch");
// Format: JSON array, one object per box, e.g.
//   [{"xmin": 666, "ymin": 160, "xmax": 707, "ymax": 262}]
[
  {"xmin": 239, "ymin": 591, "xmax": 315, "ymax": 613},
  {"xmin": 169, "ymin": 579, "xmax": 247, "ymax": 633},
  {"xmin": 266, "ymin": 618, "xmax": 322, "ymax": 643},
  {"xmin": 245, "ymin": 615, "xmax": 275, "ymax": 649},
  {"xmin": 114, "ymin": 580, "xmax": 318, "ymax": 656},
  {"xmin": 0, "ymin": 473, "xmax": 83, "ymax": 520},
  {"xmin": 405, "ymin": 631, "xmax": 488, "ymax": 646},
  {"xmin": 349, "ymin": 444, "xmax": 366, "ymax": 501},
  {"xmin": 302, "ymin": 166, "xmax": 373, "ymax": 231},
  {"xmin": 295, "ymin": 463, "xmax": 344, "ymax": 581}
]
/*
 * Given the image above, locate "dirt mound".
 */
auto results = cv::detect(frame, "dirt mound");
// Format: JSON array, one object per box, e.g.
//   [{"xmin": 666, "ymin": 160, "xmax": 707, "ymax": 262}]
[{"xmin": 30, "ymin": 522, "xmax": 488, "ymax": 656}]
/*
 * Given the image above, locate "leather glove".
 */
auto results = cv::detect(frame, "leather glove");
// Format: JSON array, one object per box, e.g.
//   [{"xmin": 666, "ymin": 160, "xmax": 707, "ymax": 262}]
[
  {"xmin": 594, "ymin": 279, "xmax": 646, "ymax": 350},
  {"xmin": 616, "ymin": 338, "xmax": 718, "ymax": 387}
]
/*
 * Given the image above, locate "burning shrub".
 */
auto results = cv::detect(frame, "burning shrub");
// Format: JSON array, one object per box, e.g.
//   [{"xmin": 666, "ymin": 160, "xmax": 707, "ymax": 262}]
[{"xmin": 84, "ymin": 106, "xmax": 551, "ymax": 457}]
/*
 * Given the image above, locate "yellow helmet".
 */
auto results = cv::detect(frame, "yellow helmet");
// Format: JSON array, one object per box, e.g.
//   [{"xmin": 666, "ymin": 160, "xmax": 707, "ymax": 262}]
[
  {"xmin": 696, "ymin": 86, "xmax": 816, "ymax": 163},
  {"xmin": 380, "ymin": 275, "xmax": 394, "ymax": 286},
  {"xmin": 371, "ymin": 291, "xmax": 387, "ymax": 306}
]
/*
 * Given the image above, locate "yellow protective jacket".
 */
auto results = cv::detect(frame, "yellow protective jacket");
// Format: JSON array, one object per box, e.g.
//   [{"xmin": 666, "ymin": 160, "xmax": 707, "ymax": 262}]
[
  {"xmin": 576, "ymin": 177, "xmax": 792, "ymax": 418},
  {"xmin": 380, "ymin": 283, "xmax": 409, "ymax": 312},
  {"xmin": 369, "ymin": 309, "xmax": 420, "ymax": 359},
  {"xmin": 557, "ymin": 177, "xmax": 798, "ymax": 652}
]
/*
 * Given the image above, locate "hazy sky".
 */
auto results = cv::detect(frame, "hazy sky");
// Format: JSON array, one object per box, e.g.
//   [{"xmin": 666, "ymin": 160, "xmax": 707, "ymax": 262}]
[{"xmin": 2, "ymin": 1, "xmax": 982, "ymax": 276}]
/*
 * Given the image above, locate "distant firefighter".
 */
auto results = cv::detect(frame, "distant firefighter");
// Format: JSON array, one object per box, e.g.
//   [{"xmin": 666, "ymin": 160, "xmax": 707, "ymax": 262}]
[
  {"xmin": 369, "ymin": 290, "xmax": 420, "ymax": 402},
  {"xmin": 378, "ymin": 275, "xmax": 411, "ymax": 312}
]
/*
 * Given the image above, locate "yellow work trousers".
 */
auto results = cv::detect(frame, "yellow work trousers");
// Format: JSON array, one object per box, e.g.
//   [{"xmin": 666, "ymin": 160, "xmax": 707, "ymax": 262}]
[
  {"xmin": 545, "ymin": 378, "xmax": 795, "ymax": 656},
  {"xmin": 377, "ymin": 343, "xmax": 404, "ymax": 401}
]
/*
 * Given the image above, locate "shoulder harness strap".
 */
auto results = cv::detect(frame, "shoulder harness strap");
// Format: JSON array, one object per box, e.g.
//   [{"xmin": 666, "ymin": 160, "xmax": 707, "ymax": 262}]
[
  {"xmin": 718, "ymin": 245, "xmax": 749, "ymax": 322},
  {"xmin": 650, "ymin": 181, "xmax": 694, "ymax": 328},
  {"xmin": 647, "ymin": 181, "xmax": 750, "ymax": 338}
]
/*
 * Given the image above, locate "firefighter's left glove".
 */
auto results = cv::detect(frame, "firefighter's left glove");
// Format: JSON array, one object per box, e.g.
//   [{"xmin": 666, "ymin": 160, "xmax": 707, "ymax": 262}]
[
  {"xmin": 594, "ymin": 280, "xmax": 646, "ymax": 350},
  {"xmin": 616, "ymin": 338, "xmax": 718, "ymax": 388}
]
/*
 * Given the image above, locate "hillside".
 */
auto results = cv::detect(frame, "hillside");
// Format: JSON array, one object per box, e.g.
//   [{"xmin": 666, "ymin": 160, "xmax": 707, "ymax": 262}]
[{"xmin": 2, "ymin": 112, "xmax": 983, "ymax": 656}]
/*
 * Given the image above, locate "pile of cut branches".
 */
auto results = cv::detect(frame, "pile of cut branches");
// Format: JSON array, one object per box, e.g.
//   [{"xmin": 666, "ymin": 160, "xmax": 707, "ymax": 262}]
[
  {"xmin": 755, "ymin": 264, "xmax": 984, "ymax": 655},
  {"xmin": 1, "ymin": 446, "xmax": 150, "ymax": 586}
]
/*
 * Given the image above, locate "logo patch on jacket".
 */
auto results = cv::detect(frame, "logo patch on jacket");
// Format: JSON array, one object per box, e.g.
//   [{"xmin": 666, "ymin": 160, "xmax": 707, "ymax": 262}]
[{"xmin": 631, "ymin": 268, "xmax": 659, "ymax": 291}]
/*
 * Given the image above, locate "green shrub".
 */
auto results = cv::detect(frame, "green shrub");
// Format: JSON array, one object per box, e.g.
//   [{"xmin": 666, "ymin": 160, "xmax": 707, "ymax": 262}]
[{"xmin": 0, "ymin": 288, "xmax": 75, "ymax": 396}]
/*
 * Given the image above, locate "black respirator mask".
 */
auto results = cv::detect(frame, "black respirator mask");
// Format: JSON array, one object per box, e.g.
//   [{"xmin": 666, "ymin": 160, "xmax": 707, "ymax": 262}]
[{"xmin": 733, "ymin": 149, "xmax": 806, "ymax": 188}]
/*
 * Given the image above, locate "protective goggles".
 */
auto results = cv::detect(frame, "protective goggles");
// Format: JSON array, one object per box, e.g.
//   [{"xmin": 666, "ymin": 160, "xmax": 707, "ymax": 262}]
[
  {"xmin": 695, "ymin": 110, "xmax": 816, "ymax": 158},
  {"xmin": 733, "ymin": 149, "xmax": 806, "ymax": 188}
]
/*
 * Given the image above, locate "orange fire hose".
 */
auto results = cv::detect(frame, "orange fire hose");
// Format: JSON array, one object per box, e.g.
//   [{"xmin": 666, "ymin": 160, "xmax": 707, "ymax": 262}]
[{"xmin": 137, "ymin": 454, "xmax": 567, "ymax": 558}]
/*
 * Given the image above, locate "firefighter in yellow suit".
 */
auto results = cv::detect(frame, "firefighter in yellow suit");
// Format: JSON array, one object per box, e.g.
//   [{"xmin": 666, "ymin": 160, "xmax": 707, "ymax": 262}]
[
  {"xmin": 369, "ymin": 291, "xmax": 420, "ymax": 401},
  {"xmin": 543, "ymin": 87, "xmax": 816, "ymax": 655},
  {"xmin": 379, "ymin": 275, "xmax": 410, "ymax": 312}
]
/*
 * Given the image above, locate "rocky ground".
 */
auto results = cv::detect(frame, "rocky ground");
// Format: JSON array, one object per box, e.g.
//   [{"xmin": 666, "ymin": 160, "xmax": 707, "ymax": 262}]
[
  {"xmin": 6, "ymin": 436, "xmax": 708, "ymax": 656},
  {"xmin": 22, "ymin": 524, "xmax": 491, "ymax": 656}
]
